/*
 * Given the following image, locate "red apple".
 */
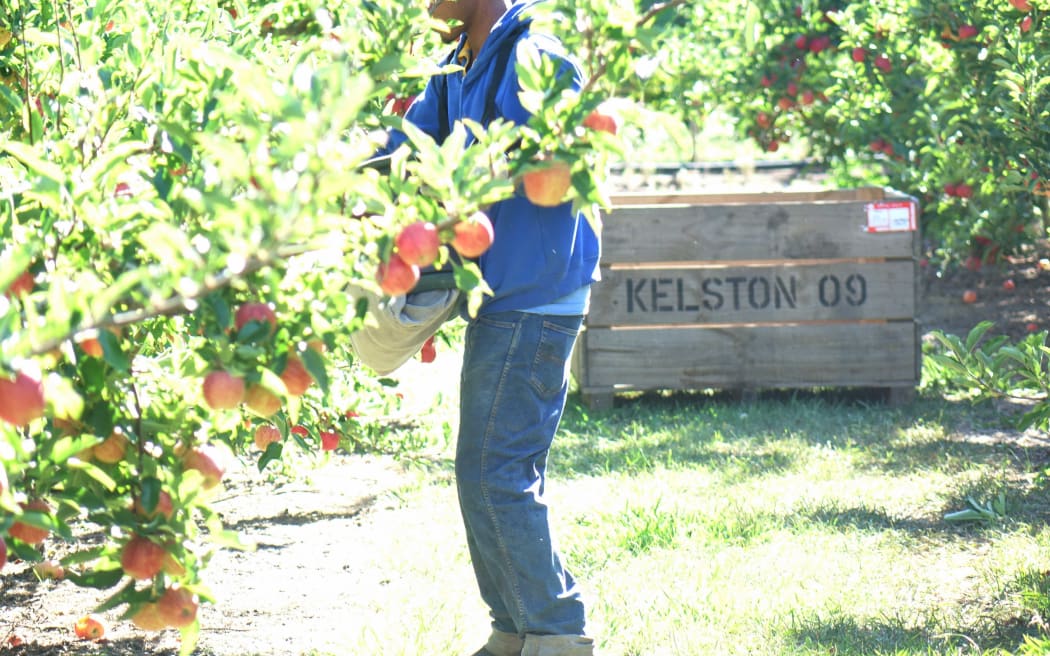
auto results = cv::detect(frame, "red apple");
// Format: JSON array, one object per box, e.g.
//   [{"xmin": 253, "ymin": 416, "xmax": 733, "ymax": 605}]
[
  {"xmin": 114, "ymin": 182, "xmax": 133, "ymax": 198},
  {"xmin": 1027, "ymin": 322, "xmax": 1039, "ymax": 333},
  {"xmin": 33, "ymin": 559, "xmax": 65, "ymax": 580},
  {"xmin": 74, "ymin": 615, "xmax": 106, "ymax": 640},
  {"xmin": 234, "ymin": 302, "xmax": 277, "ymax": 334},
  {"xmin": 253, "ymin": 424, "xmax": 282, "ymax": 450},
  {"xmin": 133, "ymin": 490, "xmax": 175, "ymax": 520},
  {"xmin": 9, "ymin": 499, "xmax": 53, "ymax": 545},
  {"xmin": 955, "ymin": 183, "xmax": 973, "ymax": 199},
  {"xmin": 1003, "ymin": 279, "xmax": 1016, "ymax": 291},
  {"xmin": 964, "ymin": 255, "xmax": 982, "ymax": 272},
  {"xmin": 77, "ymin": 336, "xmax": 104, "ymax": 358},
  {"xmin": 766, "ymin": 140, "xmax": 780, "ymax": 152},
  {"xmin": 582, "ymin": 109, "xmax": 618, "ymax": 135},
  {"xmin": 874, "ymin": 54, "xmax": 892, "ymax": 73},
  {"xmin": 93, "ymin": 430, "xmax": 129, "ymax": 464},
  {"xmin": 962, "ymin": 289, "xmax": 978, "ymax": 304},
  {"xmin": 182, "ymin": 444, "xmax": 227, "ymax": 489},
  {"xmin": 756, "ymin": 112, "xmax": 771, "ymax": 128},
  {"xmin": 157, "ymin": 586, "xmax": 198, "ymax": 629},
  {"xmin": 377, "ymin": 254, "xmax": 420, "ymax": 296},
  {"xmin": 419, "ymin": 336, "xmax": 437, "ymax": 363},
  {"xmin": 280, "ymin": 357, "xmax": 313, "ymax": 396},
  {"xmin": 121, "ymin": 535, "xmax": 166, "ymax": 580},
  {"xmin": 202, "ymin": 370, "xmax": 245, "ymax": 410},
  {"xmin": 451, "ymin": 211, "xmax": 495, "ymax": 258},
  {"xmin": 851, "ymin": 47, "xmax": 866, "ymax": 63},
  {"xmin": 943, "ymin": 183, "xmax": 957, "ymax": 197},
  {"xmin": 521, "ymin": 160, "xmax": 572, "ymax": 207},
  {"xmin": 244, "ymin": 384, "xmax": 282, "ymax": 417},
  {"xmin": 131, "ymin": 602, "xmax": 169, "ymax": 631},
  {"xmin": 777, "ymin": 97, "xmax": 795, "ymax": 111},
  {"xmin": 320, "ymin": 430, "xmax": 339, "ymax": 451},
  {"xmin": 3, "ymin": 269, "xmax": 34, "ymax": 298},
  {"xmin": 808, "ymin": 36, "xmax": 830, "ymax": 54},
  {"xmin": 395, "ymin": 221, "xmax": 440, "ymax": 267},
  {"xmin": 291, "ymin": 425, "xmax": 310, "ymax": 437},
  {"xmin": 0, "ymin": 371, "xmax": 45, "ymax": 427},
  {"xmin": 958, "ymin": 24, "xmax": 979, "ymax": 40},
  {"xmin": 1010, "ymin": 0, "xmax": 1033, "ymax": 11},
  {"xmin": 793, "ymin": 34, "xmax": 808, "ymax": 50},
  {"xmin": 1021, "ymin": 15, "xmax": 1033, "ymax": 32}
]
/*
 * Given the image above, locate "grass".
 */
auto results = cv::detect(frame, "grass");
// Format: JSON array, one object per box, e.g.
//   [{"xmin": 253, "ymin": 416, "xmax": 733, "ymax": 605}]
[{"xmin": 309, "ymin": 376, "xmax": 1050, "ymax": 656}]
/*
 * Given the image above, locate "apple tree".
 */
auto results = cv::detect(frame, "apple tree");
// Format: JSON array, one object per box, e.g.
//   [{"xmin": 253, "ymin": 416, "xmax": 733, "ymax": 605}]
[
  {"xmin": 703, "ymin": 0, "xmax": 1049, "ymax": 265},
  {"xmin": 0, "ymin": 0, "xmax": 681, "ymax": 650}
]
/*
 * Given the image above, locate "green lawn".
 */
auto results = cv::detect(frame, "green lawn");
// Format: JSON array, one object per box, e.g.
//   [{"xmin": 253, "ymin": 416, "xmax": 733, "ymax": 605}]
[{"xmin": 358, "ymin": 383, "xmax": 1050, "ymax": 656}]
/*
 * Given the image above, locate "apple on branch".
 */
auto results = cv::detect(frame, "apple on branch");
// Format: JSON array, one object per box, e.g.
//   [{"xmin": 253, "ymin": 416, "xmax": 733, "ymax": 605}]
[
  {"xmin": 202, "ymin": 370, "xmax": 245, "ymax": 410},
  {"xmin": 451, "ymin": 211, "xmax": 494, "ymax": 258},
  {"xmin": 0, "ymin": 371, "xmax": 45, "ymax": 427},
  {"xmin": 121, "ymin": 534, "xmax": 167, "ymax": 580},
  {"xmin": 181, "ymin": 444, "xmax": 228, "ymax": 490},
  {"xmin": 3, "ymin": 268, "xmax": 34, "ymax": 298},
  {"xmin": 157, "ymin": 586, "xmax": 199, "ymax": 629},
  {"xmin": 253, "ymin": 424, "xmax": 282, "ymax": 450},
  {"xmin": 279, "ymin": 356, "xmax": 314, "ymax": 396},
  {"xmin": 377, "ymin": 254, "xmax": 420, "ymax": 296},
  {"xmin": 582, "ymin": 107, "xmax": 619, "ymax": 135},
  {"xmin": 9, "ymin": 498, "xmax": 53, "ymax": 545},
  {"xmin": 234, "ymin": 302, "xmax": 278, "ymax": 335},
  {"xmin": 521, "ymin": 159, "xmax": 572, "ymax": 208},
  {"xmin": 395, "ymin": 221, "xmax": 440, "ymax": 267},
  {"xmin": 244, "ymin": 384, "xmax": 282, "ymax": 417}
]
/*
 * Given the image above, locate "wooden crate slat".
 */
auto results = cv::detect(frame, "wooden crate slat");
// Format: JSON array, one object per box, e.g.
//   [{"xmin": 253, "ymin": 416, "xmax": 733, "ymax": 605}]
[
  {"xmin": 575, "ymin": 322, "xmax": 918, "ymax": 391},
  {"xmin": 601, "ymin": 201, "xmax": 916, "ymax": 263},
  {"xmin": 588, "ymin": 260, "xmax": 915, "ymax": 327},
  {"xmin": 609, "ymin": 186, "xmax": 887, "ymax": 207}
]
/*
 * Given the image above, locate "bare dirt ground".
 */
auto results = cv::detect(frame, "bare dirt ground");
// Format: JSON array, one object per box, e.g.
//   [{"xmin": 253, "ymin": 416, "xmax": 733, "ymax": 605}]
[{"xmin": 2, "ymin": 173, "xmax": 1048, "ymax": 656}]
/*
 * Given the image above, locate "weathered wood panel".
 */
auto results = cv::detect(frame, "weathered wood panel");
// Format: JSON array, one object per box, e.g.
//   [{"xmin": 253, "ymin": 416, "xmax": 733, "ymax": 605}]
[
  {"xmin": 609, "ymin": 187, "xmax": 887, "ymax": 207},
  {"xmin": 601, "ymin": 201, "xmax": 916, "ymax": 263},
  {"xmin": 588, "ymin": 261, "xmax": 916, "ymax": 327},
  {"xmin": 576, "ymin": 322, "xmax": 919, "ymax": 391}
]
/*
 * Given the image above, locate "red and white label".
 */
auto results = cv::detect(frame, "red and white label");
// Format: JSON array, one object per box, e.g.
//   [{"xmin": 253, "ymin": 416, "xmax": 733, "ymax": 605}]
[{"xmin": 865, "ymin": 200, "xmax": 917, "ymax": 232}]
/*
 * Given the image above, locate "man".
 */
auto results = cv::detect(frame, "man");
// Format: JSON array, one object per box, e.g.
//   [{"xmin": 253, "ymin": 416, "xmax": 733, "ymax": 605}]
[{"xmin": 380, "ymin": 1, "xmax": 601, "ymax": 654}]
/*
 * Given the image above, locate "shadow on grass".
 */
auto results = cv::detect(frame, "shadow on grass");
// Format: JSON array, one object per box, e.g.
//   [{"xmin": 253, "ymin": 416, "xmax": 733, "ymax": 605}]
[
  {"xmin": 559, "ymin": 387, "xmax": 1047, "ymax": 479},
  {"xmin": 784, "ymin": 611, "xmax": 1042, "ymax": 656}
]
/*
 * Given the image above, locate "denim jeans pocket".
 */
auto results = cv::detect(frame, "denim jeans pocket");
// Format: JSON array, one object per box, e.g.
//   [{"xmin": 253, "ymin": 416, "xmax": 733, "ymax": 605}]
[{"xmin": 528, "ymin": 318, "xmax": 581, "ymax": 398}]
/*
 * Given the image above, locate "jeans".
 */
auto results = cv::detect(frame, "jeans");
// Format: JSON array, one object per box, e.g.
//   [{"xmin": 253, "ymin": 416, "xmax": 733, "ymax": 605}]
[{"xmin": 456, "ymin": 310, "xmax": 587, "ymax": 637}]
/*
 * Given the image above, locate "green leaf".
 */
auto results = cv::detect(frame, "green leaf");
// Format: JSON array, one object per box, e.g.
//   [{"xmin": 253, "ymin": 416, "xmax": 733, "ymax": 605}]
[
  {"xmin": 64, "ymin": 567, "xmax": 125, "ymax": 590},
  {"xmin": 0, "ymin": 141, "xmax": 67, "ymax": 184},
  {"xmin": 100, "ymin": 328, "xmax": 130, "ymax": 373},
  {"xmin": 66, "ymin": 459, "xmax": 119, "ymax": 491},
  {"xmin": 50, "ymin": 435, "xmax": 99, "ymax": 464},
  {"xmin": 965, "ymin": 321, "xmax": 995, "ymax": 352},
  {"xmin": 301, "ymin": 347, "xmax": 329, "ymax": 395},
  {"xmin": 139, "ymin": 477, "xmax": 162, "ymax": 515},
  {"xmin": 257, "ymin": 441, "xmax": 284, "ymax": 472},
  {"xmin": 179, "ymin": 621, "xmax": 201, "ymax": 656}
]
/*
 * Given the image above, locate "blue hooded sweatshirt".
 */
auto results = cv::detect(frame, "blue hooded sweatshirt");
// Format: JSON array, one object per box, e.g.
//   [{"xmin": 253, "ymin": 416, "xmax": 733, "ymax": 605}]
[{"xmin": 384, "ymin": 0, "xmax": 601, "ymax": 316}]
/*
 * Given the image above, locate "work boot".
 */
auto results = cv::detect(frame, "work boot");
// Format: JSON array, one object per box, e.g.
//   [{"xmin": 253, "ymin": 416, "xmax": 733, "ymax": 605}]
[
  {"xmin": 469, "ymin": 628, "xmax": 524, "ymax": 656},
  {"xmin": 521, "ymin": 634, "xmax": 595, "ymax": 656}
]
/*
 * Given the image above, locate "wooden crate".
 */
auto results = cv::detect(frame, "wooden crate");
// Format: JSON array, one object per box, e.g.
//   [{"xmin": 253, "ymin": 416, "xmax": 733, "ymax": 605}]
[{"xmin": 572, "ymin": 187, "xmax": 921, "ymax": 410}]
